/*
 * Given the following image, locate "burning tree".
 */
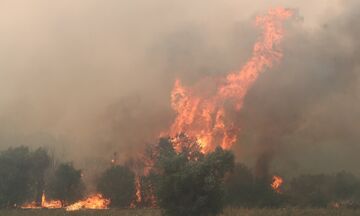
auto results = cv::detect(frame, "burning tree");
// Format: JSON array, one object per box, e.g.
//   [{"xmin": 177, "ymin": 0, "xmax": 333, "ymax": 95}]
[{"xmin": 149, "ymin": 137, "xmax": 234, "ymax": 216}]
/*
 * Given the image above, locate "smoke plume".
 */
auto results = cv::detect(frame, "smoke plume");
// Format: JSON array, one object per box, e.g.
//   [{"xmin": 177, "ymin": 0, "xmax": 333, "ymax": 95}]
[{"xmin": 0, "ymin": 0, "xmax": 359, "ymax": 179}]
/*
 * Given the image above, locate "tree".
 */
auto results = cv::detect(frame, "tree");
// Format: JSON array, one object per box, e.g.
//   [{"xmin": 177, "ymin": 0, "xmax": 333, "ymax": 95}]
[
  {"xmin": 152, "ymin": 137, "xmax": 234, "ymax": 216},
  {"xmin": 224, "ymin": 163, "xmax": 254, "ymax": 207},
  {"xmin": 28, "ymin": 148, "xmax": 51, "ymax": 204},
  {"xmin": 287, "ymin": 174, "xmax": 335, "ymax": 207},
  {"xmin": 97, "ymin": 165, "xmax": 135, "ymax": 207},
  {"xmin": 0, "ymin": 146, "xmax": 32, "ymax": 207},
  {"xmin": 47, "ymin": 163, "xmax": 84, "ymax": 204},
  {"xmin": 0, "ymin": 146, "xmax": 50, "ymax": 207}
]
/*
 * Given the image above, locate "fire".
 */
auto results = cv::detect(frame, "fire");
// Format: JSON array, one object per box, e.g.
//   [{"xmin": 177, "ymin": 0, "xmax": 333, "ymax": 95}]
[
  {"xmin": 271, "ymin": 175, "xmax": 283, "ymax": 193},
  {"xmin": 130, "ymin": 176, "xmax": 142, "ymax": 208},
  {"xmin": 169, "ymin": 8, "xmax": 293, "ymax": 152},
  {"xmin": 65, "ymin": 194, "xmax": 110, "ymax": 211},
  {"xmin": 21, "ymin": 192, "xmax": 62, "ymax": 209},
  {"xmin": 41, "ymin": 192, "xmax": 62, "ymax": 209},
  {"xmin": 21, "ymin": 202, "xmax": 39, "ymax": 209},
  {"xmin": 21, "ymin": 192, "xmax": 110, "ymax": 211}
]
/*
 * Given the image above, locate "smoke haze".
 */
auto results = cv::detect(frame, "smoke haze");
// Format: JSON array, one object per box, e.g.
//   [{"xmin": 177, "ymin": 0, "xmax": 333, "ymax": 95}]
[{"xmin": 0, "ymin": 0, "xmax": 359, "ymax": 177}]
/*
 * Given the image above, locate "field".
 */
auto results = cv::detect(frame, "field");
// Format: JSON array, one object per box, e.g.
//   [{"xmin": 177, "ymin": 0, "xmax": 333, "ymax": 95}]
[{"xmin": 1, "ymin": 208, "xmax": 360, "ymax": 216}]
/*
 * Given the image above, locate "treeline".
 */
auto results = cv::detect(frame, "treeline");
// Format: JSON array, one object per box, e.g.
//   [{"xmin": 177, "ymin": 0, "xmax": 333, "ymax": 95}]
[
  {"xmin": 1, "ymin": 141, "xmax": 360, "ymax": 215},
  {"xmin": 0, "ymin": 146, "xmax": 84, "ymax": 207},
  {"xmin": 224, "ymin": 164, "xmax": 360, "ymax": 208}
]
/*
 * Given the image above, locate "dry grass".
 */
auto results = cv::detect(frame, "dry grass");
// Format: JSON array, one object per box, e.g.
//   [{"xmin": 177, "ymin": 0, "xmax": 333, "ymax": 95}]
[
  {"xmin": 222, "ymin": 208, "xmax": 360, "ymax": 216},
  {"xmin": 1, "ymin": 208, "xmax": 360, "ymax": 216}
]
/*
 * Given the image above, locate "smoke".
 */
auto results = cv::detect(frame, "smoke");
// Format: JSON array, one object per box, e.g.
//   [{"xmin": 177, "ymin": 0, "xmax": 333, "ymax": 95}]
[
  {"xmin": 238, "ymin": 0, "xmax": 360, "ymax": 177},
  {"xmin": 0, "ymin": 0, "xmax": 359, "ymax": 178}
]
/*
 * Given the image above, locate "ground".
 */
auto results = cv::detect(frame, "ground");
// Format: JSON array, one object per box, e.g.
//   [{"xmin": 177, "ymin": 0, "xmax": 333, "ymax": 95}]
[{"xmin": 1, "ymin": 208, "xmax": 360, "ymax": 216}]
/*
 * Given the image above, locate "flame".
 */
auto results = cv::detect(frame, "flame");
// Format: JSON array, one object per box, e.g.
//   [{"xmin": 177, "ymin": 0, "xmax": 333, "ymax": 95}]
[
  {"xmin": 41, "ymin": 192, "xmax": 62, "ymax": 209},
  {"xmin": 271, "ymin": 175, "xmax": 283, "ymax": 193},
  {"xmin": 130, "ymin": 176, "xmax": 142, "ymax": 208},
  {"xmin": 169, "ymin": 8, "xmax": 293, "ymax": 152},
  {"xmin": 65, "ymin": 194, "xmax": 110, "ymax": 211},
  {"xmin": 21, "ymin": 192, "xmax": 109, "ymax": 210},
  {"xmin": 21, "ymin": 201, "xmax": 39, "ymax": 209},
  {"xmin": 21, "ymin": 192, "xmax": 62, "ymax": 209}
]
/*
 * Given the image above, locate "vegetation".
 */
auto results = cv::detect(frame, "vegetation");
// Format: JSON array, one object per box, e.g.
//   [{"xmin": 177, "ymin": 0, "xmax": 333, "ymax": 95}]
[
  {"xmin": 0, "ymin": 146, "xmax": 50, "ymax": 207},
  {"xmin": 224, "ymin": 163, "xmax": 282, "ymax": 207},
  {"xmin": 97, "ymin": 165, "xmax": 135, "ymax": 207},
  {"xmin": 2, "ymin": 145, "xmax": 360, "ymax": 215},
  {"xmin": 287, "ymin": 172, "xmax": 360, "ymax": 207},
  {"xmin": 150, "ymin": 137, "xmax": 235, "ymax": 216},
  {"xmin": 1, "ymin": 208, "xmax": 360, "ymax": 216},
  {"xmin": 46, "ymin": 163, "xmax": 85, "ymax": 205}
]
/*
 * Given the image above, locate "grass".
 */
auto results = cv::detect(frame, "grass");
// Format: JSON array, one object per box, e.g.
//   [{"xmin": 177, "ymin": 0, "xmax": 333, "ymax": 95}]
[{"xmin": 1, "ymin": 208, "xmax": 360, "ymax": 216}]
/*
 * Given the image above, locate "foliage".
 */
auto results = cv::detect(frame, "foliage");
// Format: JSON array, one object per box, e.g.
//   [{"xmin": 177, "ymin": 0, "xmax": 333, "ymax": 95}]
[
  {"xmin": 152, "ymin": 137, "xmax": 235, "ymax": 216},
  {"xmin": 286, "ymin": 172, "xmax": 360, "ymax": 207},
  {"xmin": 47, "ymin": 163, "xmax": 84, "ymax": 204},
  {"xmin": 0, "ymin": 146, "xmax": 50, "ymax": 207},
  {"xmin": 97, "ymin": 165, "xmax": 135, "ymax": 208},
  {"xmin": 224, "ymin": 163, "xmax": 283, "ymax": 208}
]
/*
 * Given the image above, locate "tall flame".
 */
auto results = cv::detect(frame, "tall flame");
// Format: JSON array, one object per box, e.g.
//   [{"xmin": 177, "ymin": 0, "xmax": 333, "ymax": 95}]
[
  {"xmin": 130, "ymin": 176, "xmax": 142, "ymax": 208},
  {"xmin": 169, "ymin": 8, "xmax": 293, "ymax": 152}
]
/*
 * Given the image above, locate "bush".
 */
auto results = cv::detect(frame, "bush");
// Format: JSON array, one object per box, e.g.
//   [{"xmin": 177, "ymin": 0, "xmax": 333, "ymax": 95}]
[
  {"xmin": 47, "ymin": 163, "xmax": 84, "ymax": 204},
  {"xmin": 151, "ymin": 137, "xmax": 234, "ymax": 216},
  {"xmin": 97, "ymin": 165, "xmax": 135, "ymax": 207}
]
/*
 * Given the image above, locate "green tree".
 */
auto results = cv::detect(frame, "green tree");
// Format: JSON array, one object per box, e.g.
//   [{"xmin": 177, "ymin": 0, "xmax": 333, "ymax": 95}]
[
  {"xmin": 0, "ymin": 146, "xmax": 50, "ymax": 207},
  {"xmin": 47, "ymin": 163, "xmax": 84, "ymax": 204},
  {"xmin": 152, "ymin": 137, "xmax": 234, "ymax": 216},
  {"xmin": 97, "ymin": 165, "xmax": 135, "ymax": 207}
]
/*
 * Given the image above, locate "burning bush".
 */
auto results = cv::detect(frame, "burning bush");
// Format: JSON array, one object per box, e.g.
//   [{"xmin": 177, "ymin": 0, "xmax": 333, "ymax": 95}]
[
  {"xmin": 97, "ymin": 165, "xmax": 135, "ymax": 208},
  {"xmin": 149, "ymin": 137, "xmax": 234, "ymax": 216}
]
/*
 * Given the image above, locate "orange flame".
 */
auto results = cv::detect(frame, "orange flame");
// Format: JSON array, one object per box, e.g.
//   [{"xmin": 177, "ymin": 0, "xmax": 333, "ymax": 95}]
[
  {"xmin": 20, "ymin": 201, "xmax": 39, "ymax": 209},
  {"xmin": 169, "ymin": 8, "xmax": 293, "ymax": 152},
  {"xmin": 41, "ymin": 192, "xmax": 62, "ymax": 209},
  {"xmin": 130, "ymin": 176, "xmax": 142, "ymax": 208},
  {"xmin": 21, "ymin": 192, "xmax": 62, "ymax": 209},
  {"xmin": 271, "ymin": 175, "xmax": 283, "ymax": 193},
  {"xmin": 65, "ymin": 194, "xmax": 110, "ymax": 211}
]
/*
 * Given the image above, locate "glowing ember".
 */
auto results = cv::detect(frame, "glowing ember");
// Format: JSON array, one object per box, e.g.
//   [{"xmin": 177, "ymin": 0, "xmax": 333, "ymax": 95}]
[
  {"xmin": 65, "ymin": 194, "xmax": 110, "ymax": 211},
  {"xmin": 271, "ymin": 175, "xmax": 283, "ymax": 193},
  {"xmin": 169, "ymin": 8, "xmax": 293, "ymax": 152}
]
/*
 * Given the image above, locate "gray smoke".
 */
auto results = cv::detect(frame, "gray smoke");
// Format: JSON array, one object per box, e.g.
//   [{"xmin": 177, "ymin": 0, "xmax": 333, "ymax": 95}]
[{"xmin": 0, "ymin": 0, "xmax": 358, "ymax": 180}]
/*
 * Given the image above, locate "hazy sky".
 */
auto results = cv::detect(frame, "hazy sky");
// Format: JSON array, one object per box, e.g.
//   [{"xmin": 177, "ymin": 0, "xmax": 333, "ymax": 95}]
[{"xmin": 0, "ymin": 0, "xmax": 358, "ymax": 177}]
